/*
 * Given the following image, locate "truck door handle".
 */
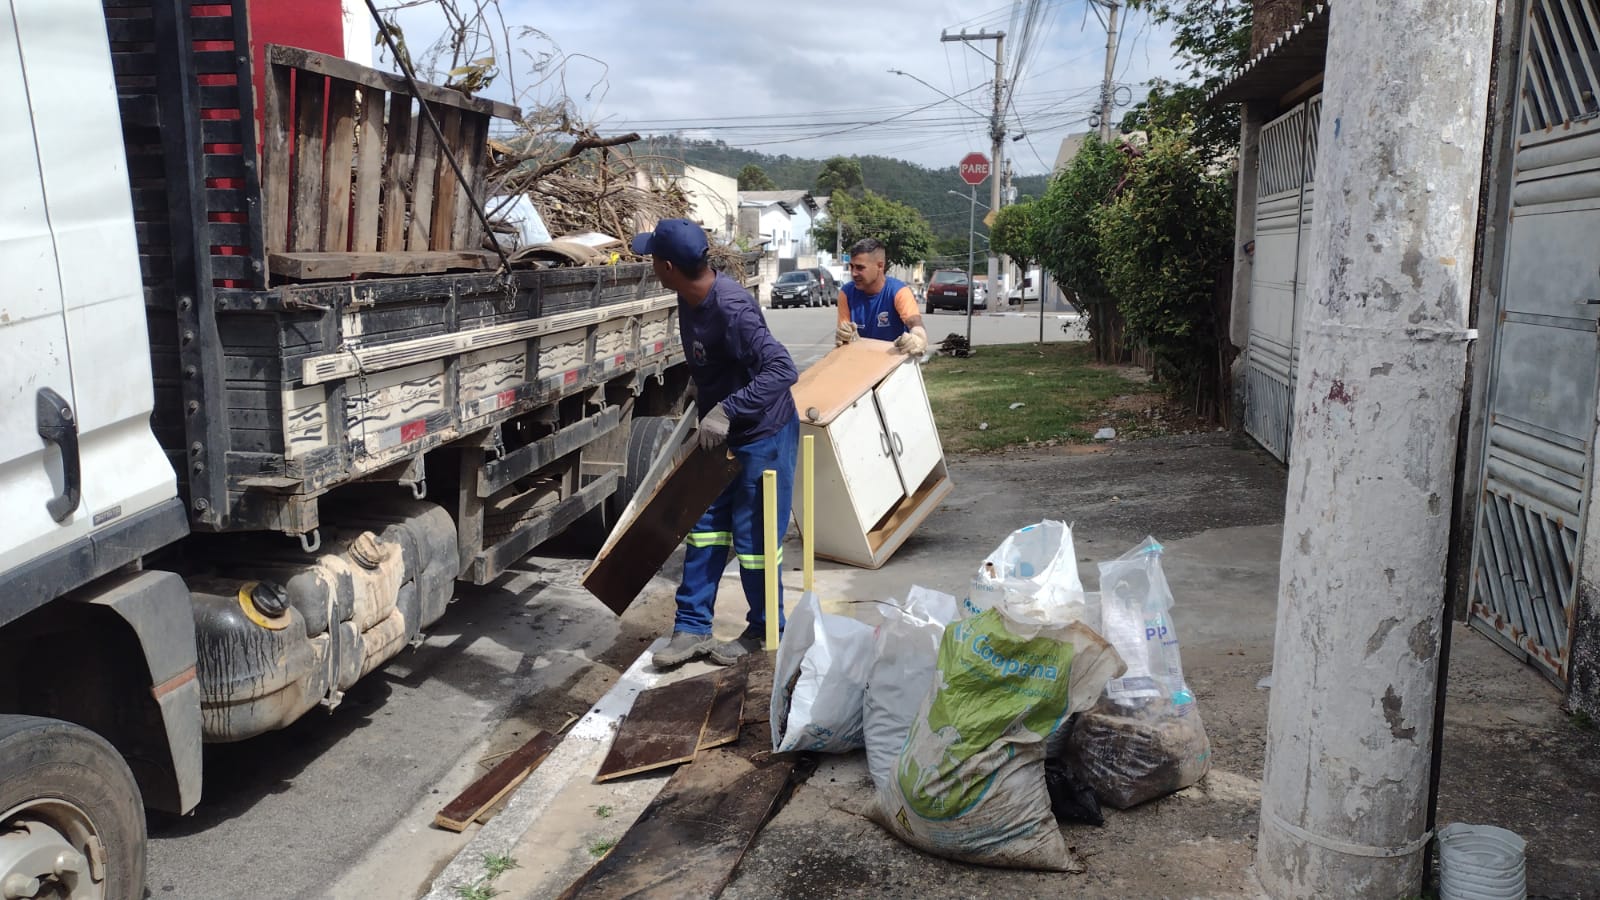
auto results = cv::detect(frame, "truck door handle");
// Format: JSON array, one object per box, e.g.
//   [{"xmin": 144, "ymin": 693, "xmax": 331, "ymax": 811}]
[
  {"xmin": 879, "ymin": 431, "xmax": 892, "ymax": 458},
  {"xmin": 36, "ymin": 387, "xmax": 81, "ymax": 523},
  {"xmin": 893, "ymin": 433, "xmax": 904, "ymax": 457}
]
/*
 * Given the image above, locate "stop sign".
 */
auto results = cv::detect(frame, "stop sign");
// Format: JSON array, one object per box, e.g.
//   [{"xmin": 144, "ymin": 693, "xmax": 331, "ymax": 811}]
[{"xmin": 958, "ymin": 152, "xmax": 991, "ymax": 186}]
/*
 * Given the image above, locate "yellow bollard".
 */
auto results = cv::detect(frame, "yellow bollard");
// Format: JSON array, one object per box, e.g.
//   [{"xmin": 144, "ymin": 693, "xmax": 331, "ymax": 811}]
[
  {"xmin": 802, "ymin": 434, "xmax": 815, "ymax": 594},
  {"xmin": 763, "ymin": 469, "xmax": 779, "ymax": 651}
]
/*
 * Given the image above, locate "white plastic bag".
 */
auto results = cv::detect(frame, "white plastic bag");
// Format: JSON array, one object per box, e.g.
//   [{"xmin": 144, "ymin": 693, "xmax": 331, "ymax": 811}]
[
  {"xmin": 770, "ymin": 593, "xmax": 875, "ymax": 754},
  {"xmin": 1097, "ymin": 537, "xmax": 1190, "ymax": 706},
  {"xmin": 964, "ymin": 520, "xmax": 1091, "ymax": 626},
  {"xmin": 863, "ymin": 586, "xmax": 958, "ymax": 791},
  {"xmin": 1064, "ymin": 537, "xmax": 1211, "ymax": 809}
]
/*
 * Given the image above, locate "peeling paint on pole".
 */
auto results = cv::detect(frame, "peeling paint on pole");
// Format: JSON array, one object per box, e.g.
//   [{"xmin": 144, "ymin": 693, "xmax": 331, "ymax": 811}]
[{"xmin": 1256, "ymin": 1, "xmax": 1497, "ymax": 897}]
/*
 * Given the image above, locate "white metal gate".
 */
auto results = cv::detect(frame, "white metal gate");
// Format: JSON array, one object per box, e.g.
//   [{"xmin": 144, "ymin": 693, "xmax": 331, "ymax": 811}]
[
  {"xmin": 1245, "ymin": 96, "xmax": 1321, "ymax": 461},
  {"xmin": 1469, "ymin": 0, "xmax": 1600, "ymax": 683}
]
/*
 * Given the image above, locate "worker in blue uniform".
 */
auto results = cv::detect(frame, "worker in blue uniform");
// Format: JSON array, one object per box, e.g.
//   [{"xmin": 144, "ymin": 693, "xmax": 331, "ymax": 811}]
[
  {"xmin": 630, "ymin": 219, "xmax": 800, "ymax": 668},
  {"xmin": 833, "ymin": 237, "xmax": 929, "ymax": 355}
]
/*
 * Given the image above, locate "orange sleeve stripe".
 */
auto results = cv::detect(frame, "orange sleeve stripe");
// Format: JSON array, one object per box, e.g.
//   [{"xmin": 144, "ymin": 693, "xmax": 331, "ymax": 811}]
[
  {"xmin": 837, "ymin": 289, "xmax": 849, "ymax": 323},
  {"xmin": 893, "ymin": 286, "xmax": 920, "ymax": 322}
]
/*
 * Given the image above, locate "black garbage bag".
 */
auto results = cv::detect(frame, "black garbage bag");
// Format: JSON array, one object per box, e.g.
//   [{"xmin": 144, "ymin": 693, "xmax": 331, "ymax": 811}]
[{"xmin": 1044, "ymin": 714, "xmax": 1104, "ymax": 826}]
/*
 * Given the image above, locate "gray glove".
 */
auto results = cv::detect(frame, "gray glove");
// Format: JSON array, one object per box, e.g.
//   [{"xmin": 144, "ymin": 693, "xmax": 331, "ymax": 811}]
[
  {"xmin": 698, "ymin": 403, "xmax": 730, "ymax": 450},
  {"xmin": 834, "ymin": 320, "xmax": 859, "ymax": 347}
]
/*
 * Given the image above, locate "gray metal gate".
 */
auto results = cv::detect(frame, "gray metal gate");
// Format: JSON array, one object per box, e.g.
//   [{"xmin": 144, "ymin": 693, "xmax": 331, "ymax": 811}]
[
  {"xmin": 1245, "ymin": 97, "xmax": 1321, "ymax": 461},
  {"xmin": 1469, "ymin": 0, "xmax": 1600, "ymax": 683}
]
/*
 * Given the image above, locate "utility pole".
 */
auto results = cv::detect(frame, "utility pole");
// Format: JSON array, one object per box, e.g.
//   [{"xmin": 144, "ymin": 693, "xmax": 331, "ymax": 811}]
[
  {"xmin": 1256, "ymin": 0, "xmax": 1496, "ymax": 897},
  {"xmin": 965, "ymin": 185, "xmax": 976, "ymax": 348},
  {"xmin": 942, "ymin": 28, "xmax": 1005, "ymax": 312},
  {"xmin": 1096, "ymin": 1, "xmax": 1120, "ymax": 141}
]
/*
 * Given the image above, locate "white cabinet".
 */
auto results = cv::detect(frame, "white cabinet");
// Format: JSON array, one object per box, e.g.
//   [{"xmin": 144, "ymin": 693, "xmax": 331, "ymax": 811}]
[
  {"xmin": 791, "ymin": 340, "xmax": 953, "ymax": 569},
  {"xmin": 830, "ymin": 394, "xmax": 904, "ymax": 532},
  {"xmin": 874, "ymin": 361, "xmax": 943, "ymax": 494}
]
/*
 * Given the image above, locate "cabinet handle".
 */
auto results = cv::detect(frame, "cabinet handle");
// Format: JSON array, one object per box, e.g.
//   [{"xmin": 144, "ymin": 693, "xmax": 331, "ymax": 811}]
[
  {"xmin": 893, "ymin": 433, "xmax": 904, "ymax": 457},
  {"xmin": 879, "ymin": 432, "xmax": 891, "ymax": 457},
  {"xmin": 36, "ymin": 387, "xmax": 81, "ymax": 523}
]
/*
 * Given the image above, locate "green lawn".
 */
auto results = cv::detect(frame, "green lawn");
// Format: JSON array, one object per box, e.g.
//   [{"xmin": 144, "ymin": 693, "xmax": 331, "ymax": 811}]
[{"xmin": 923, "ymin": 343, "xmax": 1180, "ymax": 453}]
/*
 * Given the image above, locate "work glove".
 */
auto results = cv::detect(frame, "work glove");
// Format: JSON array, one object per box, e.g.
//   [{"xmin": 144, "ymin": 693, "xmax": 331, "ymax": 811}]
[
  {"xmin": 893, "ymin": 329, "xmax": 927, "ymax": 356},
  {"xmin": 834, "ymin": 320, "xmax": 858, "ymax": 347},
  {"xmin": 698, "ymin": 403, "xmax": 730, "ymax": 450}
]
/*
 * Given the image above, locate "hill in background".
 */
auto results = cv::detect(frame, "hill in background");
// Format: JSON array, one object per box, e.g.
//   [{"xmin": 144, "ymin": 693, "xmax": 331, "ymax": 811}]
[{"xmin": 640, "ymin": 137, "xmax": 1050, "ymax": 256}]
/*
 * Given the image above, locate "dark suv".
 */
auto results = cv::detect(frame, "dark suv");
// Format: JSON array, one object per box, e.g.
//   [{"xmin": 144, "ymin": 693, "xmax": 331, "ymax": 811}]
[
  {"xmin": 925, "ymin": 269, "xmax": 985, "ymax": 312},
  {"xmin": 808, "ymin": 267, "xmax": 840, "ymax": 305},
  {"xmin": 771, "ymin": 270, "xmax": 823, "ymax": 308}
]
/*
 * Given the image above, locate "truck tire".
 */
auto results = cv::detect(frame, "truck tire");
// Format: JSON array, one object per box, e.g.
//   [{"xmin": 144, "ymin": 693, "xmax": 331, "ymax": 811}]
[
  {"xmin": 0, "ymin": 715, "xmax": 146, "ymax": 900},
  {"xmin": 616, "ymin": 415, "xmax": 683, "ymax": 520}
]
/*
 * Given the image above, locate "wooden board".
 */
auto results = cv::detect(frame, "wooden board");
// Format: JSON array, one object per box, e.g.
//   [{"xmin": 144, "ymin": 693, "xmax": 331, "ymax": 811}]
[
  {"xmin": 582, "ymin": 419, "xmax": 742, "ymax": 615},
  {"xmin": 268, "ymin": 250, "xmax": 495, "ymax": 280},
  {"xmin": 698, "ymin": 667, "xmax": 747, "ymax": 751},
  {"xmin": 322, "ymin": 80, "xmax": 357, "ymax": 252},
  {"xmin": 262, "ymin": 63, "xmax": 292, "ymax": 257},
  {"xmin": 790, "ymin": 339, "xmax": 908, "ymax": 427},
  {"xmin": 351, "ymin": 87, "xmax": 386, "ymax": 253},
  {"xmin": 594, "ymin": 675, "xmax": 720, "ymax": 783},
  {"xmin": 380, "ymin": 94, "xmax": 414, "ymax": 252},
  {"xmin": 265, "ymin": 44, "xmax": 520, "ymax": 121},
  {"xmin": 290, "ymin": 71, "xmax": 327, "ymax": 252},
  {"xmin": 433, "ymin": 730, "xmax": 560, "ymax": 832},
  {"xmin": 558, "ymin": 721, "xmax": 803, "ymax": 900}
]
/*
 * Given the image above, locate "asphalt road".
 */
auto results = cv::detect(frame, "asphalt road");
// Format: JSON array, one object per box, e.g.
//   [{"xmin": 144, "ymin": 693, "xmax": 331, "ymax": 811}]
[{"xmin": 143, "ymin": 295, "xmax": 1084, "ymax": 899}]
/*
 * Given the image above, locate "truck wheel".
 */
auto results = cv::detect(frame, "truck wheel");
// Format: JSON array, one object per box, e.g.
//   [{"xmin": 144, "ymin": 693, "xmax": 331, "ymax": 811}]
[
  {"xmin": 0, "ymin": 715, "xmax": 146, "ymax": 900},
  {"xmin": 616, "ymin": 415, "xmax": 683, "ymax": 520}
]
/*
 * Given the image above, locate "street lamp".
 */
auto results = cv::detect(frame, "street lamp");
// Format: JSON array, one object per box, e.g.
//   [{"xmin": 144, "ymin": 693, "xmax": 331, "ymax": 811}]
[{"xmin": 948, "ymin": 189, "xmax": 990, "ymax": 210}]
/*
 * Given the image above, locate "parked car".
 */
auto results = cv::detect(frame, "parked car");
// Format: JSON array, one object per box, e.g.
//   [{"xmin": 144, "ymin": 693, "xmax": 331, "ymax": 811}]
[
  {"xmin": 808, "ymin": 267, "xmax": 840, "ymax": 306},
  {"xmin": 926, "ymin": 269, "xmax": 986, "ymax": 312},
  {"xmin": 771, "ymin": 270, "xmax": 824, "ymax": 308}
]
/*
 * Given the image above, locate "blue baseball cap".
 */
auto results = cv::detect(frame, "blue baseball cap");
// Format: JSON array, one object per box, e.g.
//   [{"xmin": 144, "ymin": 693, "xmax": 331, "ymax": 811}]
[{"xmin": 631, "ymin": 218, "xmax": 708, "ymax": 268}]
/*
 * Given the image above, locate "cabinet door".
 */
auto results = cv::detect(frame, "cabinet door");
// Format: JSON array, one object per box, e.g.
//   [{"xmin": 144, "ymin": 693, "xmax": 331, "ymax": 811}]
[
  {"xmin": 874, "ymin": 361, "xmax": 942, "ymax": 493},
  {"xmin": 830, "ymin": 395, "xmax": 904, "ymax": 532}
]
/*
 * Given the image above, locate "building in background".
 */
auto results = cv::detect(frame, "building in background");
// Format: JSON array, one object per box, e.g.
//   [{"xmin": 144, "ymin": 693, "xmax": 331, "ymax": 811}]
[{"xmin": 738, "ymin": 190, "xmax": 820, "ymax": 268}]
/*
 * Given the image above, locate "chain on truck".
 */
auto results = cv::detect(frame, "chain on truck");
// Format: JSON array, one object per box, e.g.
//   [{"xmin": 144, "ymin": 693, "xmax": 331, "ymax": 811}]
[{"xmin": 0, "ymin": 3, "xmax": 733, "ymax": 896}]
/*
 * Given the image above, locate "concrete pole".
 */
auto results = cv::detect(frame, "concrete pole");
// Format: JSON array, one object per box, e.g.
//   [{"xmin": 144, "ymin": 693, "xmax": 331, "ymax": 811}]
[
  {"xmin": 1257, "ymin": 1, "xmax": 1497, "ymax": 897},
  {"xmin": 1098, "ymin": 2, "xmax": 1120, "ymax": 142},
  {"xmin": 987, "ymin": 33, "xmax": 1005, "ymax": 311}
]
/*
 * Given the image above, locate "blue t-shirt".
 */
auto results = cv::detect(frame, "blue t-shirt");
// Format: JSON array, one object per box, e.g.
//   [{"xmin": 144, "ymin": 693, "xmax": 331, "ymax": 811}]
[
  {"xmin": 679, "ymin": 273, "xmax": 798, "ymax": 446},
  {"xmin": 842, "ymin": 276, "xmax": 910, "ymax": 341}
]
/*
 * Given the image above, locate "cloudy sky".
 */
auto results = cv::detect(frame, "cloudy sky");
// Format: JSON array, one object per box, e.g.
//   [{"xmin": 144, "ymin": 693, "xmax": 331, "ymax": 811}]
[{"xmin": 387, "ymin": 0, "xmax": 1185, "ymax": 175}]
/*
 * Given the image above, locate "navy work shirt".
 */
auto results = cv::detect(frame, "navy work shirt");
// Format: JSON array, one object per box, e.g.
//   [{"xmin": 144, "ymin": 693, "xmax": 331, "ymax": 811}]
[{"xmin": 679, "ymin": 273, "xmax": 798, "ymax": 446}]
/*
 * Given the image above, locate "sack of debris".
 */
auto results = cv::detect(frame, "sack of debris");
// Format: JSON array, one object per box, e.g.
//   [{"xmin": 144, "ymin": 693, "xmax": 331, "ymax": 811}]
[
  {"xmin": 863, "ymin": 586, "xmax": 958, "ymax": 791},
  {"xmin": 770, "ymin": 593, "xmax": 876, "ymax": 754},
  {"xmin": 872, "ymin": 604, "xmax": 1123, "ymax": 870},
  {"xmin": 1062, "ymin": 538, "xmax": 1211, "ymax": 809},
  {"xmin": 964, "ymin": 520, "xmax": 1092, "ymax": 627}
]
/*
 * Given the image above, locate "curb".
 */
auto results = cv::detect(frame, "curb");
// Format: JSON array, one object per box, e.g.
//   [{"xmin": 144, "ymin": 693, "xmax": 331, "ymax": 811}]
[{"xmin": 419, "ymin": 637, "xmax": 668, "ymax": 900}]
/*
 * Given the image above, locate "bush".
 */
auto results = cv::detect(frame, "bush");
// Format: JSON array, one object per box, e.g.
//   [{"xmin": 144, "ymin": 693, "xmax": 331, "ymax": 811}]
[{"xmin": 1093, "ymin": 127, "xmax": 1234, "ymax": 415}]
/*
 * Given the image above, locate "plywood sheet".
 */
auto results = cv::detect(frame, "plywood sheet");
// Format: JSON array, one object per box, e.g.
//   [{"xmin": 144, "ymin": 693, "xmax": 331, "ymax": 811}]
[
  {"xmin": 594, "ymin": 675, "xmax": 719, "ymax": 783},
  {"xmin": 791, "ymin": 339, "xmax": 906, "ymax": 427}
]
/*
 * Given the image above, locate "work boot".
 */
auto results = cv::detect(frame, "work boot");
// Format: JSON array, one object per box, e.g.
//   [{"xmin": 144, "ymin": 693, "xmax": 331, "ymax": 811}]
[
  {"xmin": 653, "ymin": 631, "xmax": 711, "ymax": 669},
  {"xmin": 708, "ymin": 628, "xmax": 766, "ymax": 666}
]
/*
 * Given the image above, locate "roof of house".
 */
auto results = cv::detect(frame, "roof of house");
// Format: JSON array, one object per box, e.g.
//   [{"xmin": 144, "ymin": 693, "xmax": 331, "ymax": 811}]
[
  {"xmin": 738, "ymin": 190, "xmax": 819, "ymax": 213},
  {"xmin": 1209, "ymin": 3, "xmax": 1330, "ymax": 104}
]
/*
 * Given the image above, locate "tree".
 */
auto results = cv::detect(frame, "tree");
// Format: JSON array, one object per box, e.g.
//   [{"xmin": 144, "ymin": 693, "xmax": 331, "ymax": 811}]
[
  {"xmin": 988, "ymin": 200, "xmax": 1042, "ymax": 276},
  {"xmin": 1034, "ymin": 136, "xmax": 1127, "ymax": 303},
  {"xmin": 1120, "ymin": 1, "xmax": 1251, "ymax": 161},
  {"xmin": 814, "ymin": 156, "xmax": 865, "ymax": 198},
  {"xmin": 1093, "ymin": 126, "xmax": 1234, "ymax": 415},
  {"xmin": 811, "ymin": 190, "xmax": 934, "ymax": 266},
  {"xmin": 737, "ymin": 163, "xmax": 777, "ymax": 191}
]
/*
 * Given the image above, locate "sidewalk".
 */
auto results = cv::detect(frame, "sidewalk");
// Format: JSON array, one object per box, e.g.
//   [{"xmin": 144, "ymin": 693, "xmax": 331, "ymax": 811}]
[{"xmin": 417, "ymin": 435, "xmax": 1600, "ymax": 899}]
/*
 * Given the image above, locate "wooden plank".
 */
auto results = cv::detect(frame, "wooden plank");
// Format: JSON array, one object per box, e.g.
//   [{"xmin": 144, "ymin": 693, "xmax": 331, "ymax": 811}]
[
  {"xmin": 433, "ymin": 730, "xmax": 560, "ymax": 832},
  {"xmin": 559, "ymin": 722, "xmax": 802, "ymax": 900},
  {"xmin": 267, "ymin": 250, "xmax": 495, "ymax": 280},
  {"xmin": 322, "ymin": 80, "xmax": 357, "ymax": 252},
  {"xmin": 428, "ymin": 106, "xmax": 463, "ymax": 250},
  {"xmin": 698, "ymin": 667, "xmax": 747, "ymax": 751},
  {"xmin": 581, "ymin": 419, "xmax": 743, "ymax": 615},
  {"xmin": 454, "ymin": 113, "xmax": 489, "ymax": 250},
  {"xmin": 593, "ymin": 675, "xmax": 719, "ymax": 783},
  {"xmin": 290, "ymin": 71, "xmax": 327, "ymax": 252},
  {"xmin": 352, "ymin": 87, "xmax": 386, "ymax": 253},
  {"xmin": 264, "ymin": 44, "xmax": 520, "ymax": 121},
  {"xmin": 790, "ymin": 339, "xmax": 907, "ymax": 427},
  {"xmin": 380, "ymin": 94, "xmax": 414, "ymax": 252},
  {"xmin": 407, "ymin": 103, "xmax": 440, "ymax": 250}
]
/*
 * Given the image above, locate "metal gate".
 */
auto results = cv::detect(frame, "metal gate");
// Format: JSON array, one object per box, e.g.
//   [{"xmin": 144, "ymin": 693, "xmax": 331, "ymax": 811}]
[
  {"xmin": 1245, "ymin": 97, "xmax": 1320, "ymax": 461},
  {"xmin": 1469, "ymin": 0, "xmax": 1600, "ymax": 684}
]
